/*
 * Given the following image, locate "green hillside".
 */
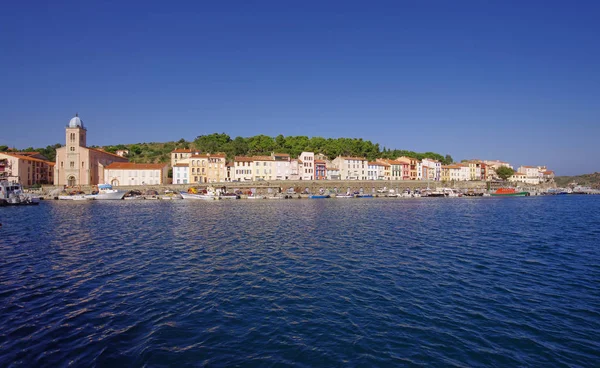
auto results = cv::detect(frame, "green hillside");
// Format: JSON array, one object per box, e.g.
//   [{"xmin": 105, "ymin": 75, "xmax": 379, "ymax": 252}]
[
  {"xmin": 6, "ymin": 133, "xmax": 454, "ymax": 165},
  {"xmin": 555, "ymin": 173, "xmax": 600, "ymax": 189}
]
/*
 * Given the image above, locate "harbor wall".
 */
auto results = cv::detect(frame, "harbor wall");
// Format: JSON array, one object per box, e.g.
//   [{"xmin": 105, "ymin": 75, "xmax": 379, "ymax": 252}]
[{"xmin": 34, "ymin": 180, "xmax": 553, "ymax": 196}]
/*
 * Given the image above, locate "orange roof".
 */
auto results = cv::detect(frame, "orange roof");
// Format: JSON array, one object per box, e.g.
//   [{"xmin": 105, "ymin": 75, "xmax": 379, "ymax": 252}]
[
  {"xmin": 174, "ymin": 163, "xmax": 189, "ymax": 167},
  {"xmin": 1, "ymin": 152, "xmax": 54, "ymax": 165},
  {"xmin": 235, "ymin": 156, "xmax": 254, "ymax": 162},
  {"xmin": 171, "ymin": 148, "xmax": 192, "ymax": 153},
  {"xmin": 252, "ymin": 156, "xmax": 274, "ymax": 161},
  {"xmin": 105, "ymin": 162, "xmax": 167, "ymax": 170},
  {"xmin": 543, "ymin": 170, "xmax": 554, "ymax": 175},
  {"xmin": 315, "ymin": 159, "xmax": 326, "ymax": 164},
  {"xmin": 89, "ymin": 147, "xmax": 128, "ymax": 159},
  {"xmin": 273, "ymin": 153, "xmax": 290, "ymax": 156}
]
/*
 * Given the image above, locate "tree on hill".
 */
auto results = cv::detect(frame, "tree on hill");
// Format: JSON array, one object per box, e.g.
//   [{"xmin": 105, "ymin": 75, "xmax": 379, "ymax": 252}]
[{"xmin": 495, "ymin": 166, "xmax": 515, "ymax": 181}]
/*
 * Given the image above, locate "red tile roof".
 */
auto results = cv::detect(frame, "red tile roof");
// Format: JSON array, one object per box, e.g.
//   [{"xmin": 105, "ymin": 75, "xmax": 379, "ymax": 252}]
[
  {"xmin": 105, "ymin": 162, "xmax": 168, "ymax": 170},
  {"xmin": 171, "ymin": 148, "xmax": 192, "ymax": 153}
]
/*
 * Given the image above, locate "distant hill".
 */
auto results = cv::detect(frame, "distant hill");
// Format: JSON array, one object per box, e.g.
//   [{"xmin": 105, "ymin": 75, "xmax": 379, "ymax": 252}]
[{"xmin": 555, "ymin": 172, "xmax": 600, "ymax": 189}]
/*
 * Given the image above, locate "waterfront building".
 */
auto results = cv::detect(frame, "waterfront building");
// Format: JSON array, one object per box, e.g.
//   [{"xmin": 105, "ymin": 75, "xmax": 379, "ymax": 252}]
[
  {"xmin": 332, "ymin": 156, "xmax": 368, "ymax": 180},
  {"xmin": 442, "ymin": 164, "xmax": 470, "ymax": 181},
  {"xmin": 104, "ymin": 162, "xmax": 168, "ymax": 186},
  {"xmin": 484, "ymin": 160, "xmax": 513, "ymax": 180},
  {"xmin": 542, "ymin": 170, "xmax": 555, "ymax": 182},
  {"xmin": 0, "ymin": 152, "xmax": 54, "ymax": 186},
  {"xmin": 173, "ymin": 163, "xmax": 189, "ymax": 184},
  {"xmin": 518, "ymin": 166, "xmax": 541, "ymax": 178},
  {"xmin": 422, "ymin": 158, "xmax": 441, "ymax": 181},
  {"xmin": 397, "ymin": 157, "xmax": 419, "ymax": 180},
  {"xmin": 300, "ymin": 152, "xmax": 315, "ymax": 180},
  {"xmin": 271, "ymin": 152, "xmax": 291, "ymax": 180},
  {"xmin": 252, "ymin": 155, "xmax": 275, "ymax": 181},
  {"xmin": 367, "ymin": 162, "xmax": 386, "ymax": 180},
  {"xmin": 464, "ymin": 160, "xmax": 483, "ymax": 181},
  {"xmin": 289, "ymin": 159, "xmax": 302, "ymax": 180},
  {"xmin": 171, "ymin": 148, "xmax": 193, "ymax": 167},
  {"xmin": 115, "ymin": 149, "xmax": 129, "ymax": 157},
  {"xmin": 189, "ymin": 154, "xmax": 208, "ymax": 183},
  {"xmin": 205, "ymin": 153, "xmax": 227, "ymax": 183},
  {"xmin": 225, "ymin": 162, "xmax": 234, "ymax": 182},
  {"xmin": 377, "ymin": 159, "xmax": 402, "ymax": 181},
  {"xmin": 315, "ymin": 160, "xmax": 327, "ymax": 180},
  {"xmin": 233, "ymin": 156, "xmax": 254, "ymax": 181},
  {"xmin": 54, "ymin": 114, "xmax": 128, "ymax": 186},
  {"xmin": 326, "ymin": 166, "xmax": 340, "ymax": 180}
]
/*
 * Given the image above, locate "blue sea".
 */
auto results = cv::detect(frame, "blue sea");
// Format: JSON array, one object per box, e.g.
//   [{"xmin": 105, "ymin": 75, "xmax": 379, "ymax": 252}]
[{"xmin": 1, "ymin": 196, "xmax": 599, "ymax": 366}]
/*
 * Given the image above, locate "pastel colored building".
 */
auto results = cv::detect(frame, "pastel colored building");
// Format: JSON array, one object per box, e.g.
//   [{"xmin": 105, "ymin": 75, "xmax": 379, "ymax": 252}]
[
  {"xmin": 332, "ymin": 156, "xmax": 368, "ymax": 180},
  {"xmin": 252, "ymin": 155, "xmax": 275, "ymax": 181},
  {"xmin": 300, "ymin": 152, "xmax": 315, "ymax": 180},
  {"xmin": 233, "ymin": 156, "xmax": 254, "ymax": 181},
  {"xmin": 0, "ymin": 152, "xmax": 55, "ymax": 186},
  {"xmin": 272, "ymin": 153, "xmax": 292, "ymax": 180},
  {"xmin": 54, "ymin": 114, "xmax": 128, "ymax": 186},
  {"xmin": 104, "ymin": 162, "xmax": 168, "ymax": 186},
  {"xmin": 397, "ymin": 157, "xmax": 419, "ymax": 180},
  {"xmin": 315, "ymin": 160, "xmax": 327, "ymax": 180},
  {"xmin": 171, "ymin": 148, "xmax": 193, "ymax": 167}
]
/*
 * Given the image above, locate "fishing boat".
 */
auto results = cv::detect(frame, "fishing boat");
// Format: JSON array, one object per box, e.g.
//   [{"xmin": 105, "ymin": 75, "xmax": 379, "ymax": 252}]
[
  {"xmin": 180, "ymin": 187, "xmax": 219, "ymax": 200},
  {"xmin": 85, "ymin": 184, "xmax": 126, "ymax": 200},
  {"xmin": 490, "ymin": 188, "xmax": 530, "ymax": 197},
  {"xmin": 0, "ymin": 180, "xmax": 39, "ymax": 206},
  {"xmin": 334, "ymin": 193, "xmax": 354, "ymax": 198}
]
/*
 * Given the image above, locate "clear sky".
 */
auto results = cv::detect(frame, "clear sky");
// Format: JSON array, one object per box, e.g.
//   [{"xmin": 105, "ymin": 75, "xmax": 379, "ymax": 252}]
[{"xmin": 1, "ymin": 0, "xmax": 598, "ymax": 175}]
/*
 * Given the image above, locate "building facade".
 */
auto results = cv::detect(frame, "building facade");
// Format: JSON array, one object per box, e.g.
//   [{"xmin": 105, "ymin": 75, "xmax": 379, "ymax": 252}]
[
  {"xmin": 0, "ymin": 152, "xmax": 54, "ymax": 186},
  {"xmin": 54, "ymin": 114, "xmax": 128, "ymax": 186},
  {"xmin": 104, "ymin": 163, "xmax": 168, "ymax": 186}
]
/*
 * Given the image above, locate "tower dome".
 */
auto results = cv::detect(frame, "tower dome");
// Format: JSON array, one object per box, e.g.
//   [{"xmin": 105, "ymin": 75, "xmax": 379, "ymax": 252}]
[{"xmin": 68, "ymin": 113, "xmax": 84, "ymax": 128}]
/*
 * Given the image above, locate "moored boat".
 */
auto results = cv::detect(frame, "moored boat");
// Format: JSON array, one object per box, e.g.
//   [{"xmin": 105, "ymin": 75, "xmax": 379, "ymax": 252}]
[
  {"xmin": 309, "ymin": 194, "xmax": 330, "ymax": 199},
  {"xmin": 0, "ymin": 180, "xmax": 40, "ymax": 206},
  {"xmin": 85, "ymin": 184, "xmax": 126, "ymax": 200},
  {"xmin": 490, "ymin": 188, "xmax": 530, "ymax": 197}
]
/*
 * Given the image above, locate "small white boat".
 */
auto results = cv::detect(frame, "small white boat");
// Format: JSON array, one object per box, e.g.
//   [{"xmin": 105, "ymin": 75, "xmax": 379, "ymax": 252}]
[
  {"xmin": 85, "ymin": 184, "xmax": 126, "ymax": 200},
  {"xmin": 180, "ymin": 191, "xmax": 219, "ymax": 200},
  {"xmin": 335, "ymin": 193, "xmax": 354, "ymax": 198},
  {"xmin": 0, "ymin": 180, "xmax": 40, "ymax": 206},
  {"xmin": 247, "ymin": 195, "xmax": 264, "ymax": 199}
]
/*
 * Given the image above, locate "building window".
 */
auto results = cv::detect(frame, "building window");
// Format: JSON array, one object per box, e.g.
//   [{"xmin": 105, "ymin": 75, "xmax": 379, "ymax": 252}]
[{"xmin": 70, "ymin": 161, "xmax": 74, "ymax": 168}]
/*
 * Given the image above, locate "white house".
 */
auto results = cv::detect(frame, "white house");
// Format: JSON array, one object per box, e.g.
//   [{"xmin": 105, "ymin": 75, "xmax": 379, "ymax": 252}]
[
  {"xmin": 300, "ymin": 152, "xmax": 314, "ymax": 180},
  {"xmin": 332, "ymin": 156, "xmax": 368, "ymax": 180},
  {"xmin": 173, "ymin": 163, "xmax": 189, "ymax": 184},
  {"xmin": 104, "ymin": 162, "xmax": 168, "ymax": 186}
]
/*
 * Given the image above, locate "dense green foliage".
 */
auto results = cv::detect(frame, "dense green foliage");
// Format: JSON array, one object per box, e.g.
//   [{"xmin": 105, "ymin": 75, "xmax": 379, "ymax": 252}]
[
  {"xmin": 191, "ymin": 133, "xmax": 453, "ymax": 164},
  {"xmin": 12, "ymin": 134, "xmax": 454, "ymax": 165},
  {"xmin": 495, "ymin": 166, "xmax": 515, "ymax": 181}
]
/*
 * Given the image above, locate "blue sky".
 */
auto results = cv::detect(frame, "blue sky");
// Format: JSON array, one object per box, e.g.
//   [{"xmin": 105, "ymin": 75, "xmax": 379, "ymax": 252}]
[{"xmin": 1, "ymin": 0, "xmax": 598, "ymax": 175}]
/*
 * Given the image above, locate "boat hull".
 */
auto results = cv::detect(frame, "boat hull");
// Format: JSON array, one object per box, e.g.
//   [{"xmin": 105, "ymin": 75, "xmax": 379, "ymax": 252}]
[
  {"xmin": 309, "ymin": 195, "xmax": 330, "ymax": 199},
  {"xmin": 180, "ymin": 192, "xmax": 218, "ymax": 200},
  {"xmin": 85, "ymin": 191, "xmax": 126, "ymax": 200},
  {"xmin": 490, "ymin": 192, "xmax": 529, "ymax": 197}
]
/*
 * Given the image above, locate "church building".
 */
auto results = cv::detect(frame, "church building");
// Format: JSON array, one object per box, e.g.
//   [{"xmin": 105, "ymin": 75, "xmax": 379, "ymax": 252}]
[{"xmin": 54, "ymin": 114, "xmax": 128, "ymax": 186}]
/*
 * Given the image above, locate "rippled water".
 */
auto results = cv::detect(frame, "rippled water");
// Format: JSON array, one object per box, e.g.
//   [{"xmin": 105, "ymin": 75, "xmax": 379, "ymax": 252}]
[{"xmin": 1, "ymin": 197, "xmax": 599, "ymax": 366}]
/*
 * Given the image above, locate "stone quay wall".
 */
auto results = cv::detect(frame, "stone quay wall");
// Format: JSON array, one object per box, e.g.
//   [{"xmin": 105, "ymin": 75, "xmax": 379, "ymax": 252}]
[{"xmin": 36, "ymin": 179, "xmax": 552, "ymax": 196}]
